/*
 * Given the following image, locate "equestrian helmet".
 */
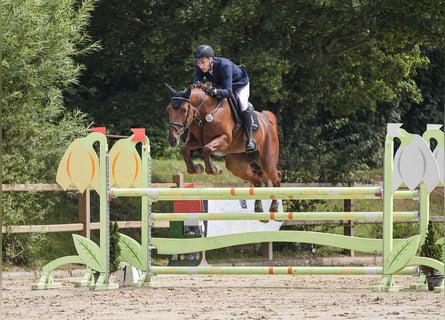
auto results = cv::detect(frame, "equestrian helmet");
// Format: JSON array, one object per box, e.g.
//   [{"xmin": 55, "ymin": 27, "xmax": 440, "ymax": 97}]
[{"xmin": 194, "ymin": 45, "xmax": 214, "ymax": 60}]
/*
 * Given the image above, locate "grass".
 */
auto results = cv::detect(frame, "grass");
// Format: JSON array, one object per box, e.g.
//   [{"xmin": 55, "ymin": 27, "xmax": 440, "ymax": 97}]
[{"xmin": 152, "ymin": 158, "xmax": 248, "ymax": 185}]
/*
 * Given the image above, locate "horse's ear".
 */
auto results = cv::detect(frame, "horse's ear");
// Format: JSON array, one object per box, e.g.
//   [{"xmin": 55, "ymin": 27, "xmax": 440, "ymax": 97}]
[
  {"xmin": 165, "ymin": 83, "xmax": 176, "ymax": 97},
  {"xmin": 184, "ymin": 86, "xmax": 192, "ymax": 99}
]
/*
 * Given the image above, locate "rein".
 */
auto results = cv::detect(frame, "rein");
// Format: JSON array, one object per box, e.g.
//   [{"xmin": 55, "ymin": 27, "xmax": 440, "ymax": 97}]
[{"xmin": 193, "ymin": 97, "xmax": 225, "ymax": 146}]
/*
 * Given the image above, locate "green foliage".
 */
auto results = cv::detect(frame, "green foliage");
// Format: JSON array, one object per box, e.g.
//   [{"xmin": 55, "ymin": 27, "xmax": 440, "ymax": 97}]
[
  {"xmin": 2, "ymin": 0, "xmax": 97, "ymax": 264},
  {"xmin": 3, "ymin": 0, "xmax": 97, "ymax": 184},
  {"xmin": 420, "ymin": 223, "xmax": 444, "ymax": 276},
  {"xmin": 400, "ymin": 48, "xmax": 444, "ymax": 134},
  {"xmin": 64, "ymin": 0, "xmax": 194, "ymax": 158},
  {"xmin": 110, "ymin": 221, "xmax": 121, "ymax": 273}
]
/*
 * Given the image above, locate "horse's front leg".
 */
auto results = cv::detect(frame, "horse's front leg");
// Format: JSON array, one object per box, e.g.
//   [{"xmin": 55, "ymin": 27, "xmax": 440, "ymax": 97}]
[
  {"xmin": 201, "ymin": 136, "xmax": 229, "ymax": 175},
  {"xmin": 181, "ymin": 136, "xmax": 204, "ymax": 174}
]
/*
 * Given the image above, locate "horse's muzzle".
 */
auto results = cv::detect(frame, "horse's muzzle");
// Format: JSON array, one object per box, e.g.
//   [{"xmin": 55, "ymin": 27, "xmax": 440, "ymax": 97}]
[{"xmin": 168, "ymin": 131, "xmax": 180, "ymax": 147}]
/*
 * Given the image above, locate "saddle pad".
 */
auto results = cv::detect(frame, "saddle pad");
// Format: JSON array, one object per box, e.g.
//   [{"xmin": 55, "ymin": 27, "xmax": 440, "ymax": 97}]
[{"xmin": 228, "ymin": 95, "xmax": 259, "ymax": 132}]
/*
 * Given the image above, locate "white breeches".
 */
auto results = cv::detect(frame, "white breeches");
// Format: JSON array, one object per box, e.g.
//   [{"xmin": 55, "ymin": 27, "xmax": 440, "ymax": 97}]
[{"xmin": 237, "ymin": 83, "xmax": 250, "ymax": 112}]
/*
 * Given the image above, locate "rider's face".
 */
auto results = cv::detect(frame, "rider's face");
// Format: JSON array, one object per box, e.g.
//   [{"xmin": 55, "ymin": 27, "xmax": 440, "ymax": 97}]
[{"xmin": 196, "ymin": 57, "xmax": 213, "ymax": 73}]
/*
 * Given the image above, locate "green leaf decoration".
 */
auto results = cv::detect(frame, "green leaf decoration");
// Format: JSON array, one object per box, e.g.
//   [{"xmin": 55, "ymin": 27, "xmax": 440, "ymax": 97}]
[
  {"xmin": 118, "ymin": 233, "xmax": 145, "ymax": 271},
  {"xmin": 385, "ymin": 235, "xmax": 420, "ymax": 274},
  {"xmin": 72, "ymin": 234, "xmax": 105, "ymax": 272}
]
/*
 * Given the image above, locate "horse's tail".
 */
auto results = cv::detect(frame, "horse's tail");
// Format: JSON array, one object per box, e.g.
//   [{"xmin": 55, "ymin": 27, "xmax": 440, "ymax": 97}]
[{"xmin": 261, "ymin": 110, "xmax": 278, "ymax": 130}]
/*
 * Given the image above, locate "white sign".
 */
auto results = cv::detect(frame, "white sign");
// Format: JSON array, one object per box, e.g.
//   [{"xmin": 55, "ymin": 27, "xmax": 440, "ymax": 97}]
[{"xmin": 206, "ymin": 199, "xmax": 283, "ymax": 237}]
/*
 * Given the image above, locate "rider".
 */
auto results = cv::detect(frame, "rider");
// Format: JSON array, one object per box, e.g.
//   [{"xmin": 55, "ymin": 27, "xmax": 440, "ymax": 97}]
[{"xmin": 192, "ymin": 44, "xmax": 257, "ymax": 153}]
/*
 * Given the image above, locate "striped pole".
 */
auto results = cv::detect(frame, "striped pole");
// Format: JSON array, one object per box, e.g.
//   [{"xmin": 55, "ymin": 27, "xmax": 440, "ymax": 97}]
[
  {"xmin": 150, "ymin": 266, "xmax": 418, "ymax": 276},
  {"xmin": 109, "ymin": 187, "xmax": 418, "ymax": 201},
  {"xmin": 152, "ymin": 211, "xmax": 419, "ymax": 222}
]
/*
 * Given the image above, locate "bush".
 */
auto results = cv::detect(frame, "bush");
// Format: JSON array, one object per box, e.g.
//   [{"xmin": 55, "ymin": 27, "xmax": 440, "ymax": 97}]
[{"xmin": 420, "ymin": 223, "xmax": 443, "ymax": 276}]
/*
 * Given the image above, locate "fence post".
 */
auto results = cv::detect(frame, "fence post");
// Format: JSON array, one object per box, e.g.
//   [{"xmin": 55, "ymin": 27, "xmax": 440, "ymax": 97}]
[
  {"xmin": 343, "ymin": 199, "xmax": 354, "ymax": 257},
  {"xmin": 172, "ymin": 173, "xmax": 184, "ymax": 188},
  {"xmin": 78, "ymin": 189, "xmax": 91, "ymax": 239},
  {"xmin": 262, "ymin": 242, "xmax": 273, "ymax": 261}
]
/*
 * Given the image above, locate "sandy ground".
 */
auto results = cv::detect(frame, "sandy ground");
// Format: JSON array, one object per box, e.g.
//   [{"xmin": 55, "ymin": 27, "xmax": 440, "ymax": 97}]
[{"xmin": 2, "ymin": 270, "xmax": 444, "ymax": 320}]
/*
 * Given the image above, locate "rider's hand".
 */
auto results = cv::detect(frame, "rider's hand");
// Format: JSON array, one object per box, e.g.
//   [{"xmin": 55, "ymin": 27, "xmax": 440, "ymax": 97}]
[{"xmin": 202, "ymin": 85, "xmax": 217, "ymax": 97}]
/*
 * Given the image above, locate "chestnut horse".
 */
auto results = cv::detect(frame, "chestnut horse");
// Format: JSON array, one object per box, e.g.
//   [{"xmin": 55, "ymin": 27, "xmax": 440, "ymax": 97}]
[{"xmin": 165, "ymin": 83, "xmax": 282, "ymax": 212}]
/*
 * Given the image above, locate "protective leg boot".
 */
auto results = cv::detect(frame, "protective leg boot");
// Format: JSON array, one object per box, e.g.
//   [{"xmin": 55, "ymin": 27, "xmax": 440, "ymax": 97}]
[{"xmin": 242, "ymin": 109, "xmax": 257, "ymax": 153}]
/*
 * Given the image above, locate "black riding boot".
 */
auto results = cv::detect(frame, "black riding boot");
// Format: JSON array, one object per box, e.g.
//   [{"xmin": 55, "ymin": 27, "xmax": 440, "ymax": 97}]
[{"xmin": 242, "ymin": 109, "xmax": 257, "ymax": 153}]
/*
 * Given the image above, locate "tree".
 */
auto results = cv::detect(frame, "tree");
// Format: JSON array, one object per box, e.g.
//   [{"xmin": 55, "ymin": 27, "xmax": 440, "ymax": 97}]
[
  {"xmin": 400, "ymin": 48, "xmax": 444, "ymax": 134},
  {"xmin": 2, "ymin": 0, "xmax": 98, "ymax": 264},
  {"xmin": 64, "ymin": 0, "xmax": 194, "ymax": 158},
  {"xmin": 65, "ymin": 0, "xmax": 444, "ymax": 183}
]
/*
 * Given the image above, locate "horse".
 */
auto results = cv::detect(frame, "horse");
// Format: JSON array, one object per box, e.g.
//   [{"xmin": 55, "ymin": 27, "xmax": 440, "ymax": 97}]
[{"xmin": 165, "ymin": 83, "xmax": 282, "ymax": 212}]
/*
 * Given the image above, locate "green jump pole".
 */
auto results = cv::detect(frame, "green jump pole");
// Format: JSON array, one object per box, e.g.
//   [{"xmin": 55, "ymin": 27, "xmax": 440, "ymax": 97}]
[
  {"xmin": 109, "ymin": 187, "xmax": 417, "ymax": 201},
  {"xmin": 150, "ymin": 266, "xmax": 417, "ymax": 276},
  {"xmin": 140, "ymin": 137, "xmax": 151, "ymax": 285},
  {"xmin": 152, "ymin": 211, "xmax": 419, "ymax": 222},
  {"xmin": 96, "ymin": 131, "xmax": 110, "ymax": 285}
]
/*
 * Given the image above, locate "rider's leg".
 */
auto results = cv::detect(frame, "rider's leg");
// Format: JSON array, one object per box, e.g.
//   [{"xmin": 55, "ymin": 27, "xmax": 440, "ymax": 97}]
[
  {"xmin": 238, "ymin": 83, "xmax": 257, "ymax": 153},
  {"xmin": 242, "ymin": 108, "xmax": 257, "ymax": 153}
]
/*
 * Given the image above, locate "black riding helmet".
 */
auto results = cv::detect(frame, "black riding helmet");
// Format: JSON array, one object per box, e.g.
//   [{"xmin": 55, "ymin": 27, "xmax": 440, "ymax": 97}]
[{"xmin": 194, "ymin": 45, "xmax": 214, "ymax": 60}]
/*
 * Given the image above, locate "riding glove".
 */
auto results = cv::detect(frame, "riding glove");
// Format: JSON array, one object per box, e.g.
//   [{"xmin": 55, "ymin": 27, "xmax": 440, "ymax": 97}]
[{"xmin": 202, "ymin": 85, "xmax": 217, "ymax": 97}]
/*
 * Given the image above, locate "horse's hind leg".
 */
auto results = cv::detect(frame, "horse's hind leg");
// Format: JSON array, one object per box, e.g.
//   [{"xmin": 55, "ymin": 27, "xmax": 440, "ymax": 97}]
[
  {"xmin": 249, "ymin": 162, "xmax": 267, "ymax": 212},
  {"xmin": 262, "ymin": 165, "xmax": 281, "ymax": 212},
  {"xmin": 254, "ymin": 199, "xmax": 264, "ymax": 212},
  {"xmin": 269, "ymin": 200, "xmax": 279, "ymax": 212},
  {"xmin": 225, "ymin": 154, "xmax": 265, "ymax": 212},
  {"xmin": 258, "ymin": 153, "xmax": 282, "ymax": 212}
]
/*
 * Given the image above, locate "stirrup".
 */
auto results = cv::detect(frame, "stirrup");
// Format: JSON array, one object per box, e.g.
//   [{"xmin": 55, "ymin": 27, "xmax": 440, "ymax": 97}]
[{"xmin": 245, "ymin": 139, "xmax": 257, "ymax": 153}]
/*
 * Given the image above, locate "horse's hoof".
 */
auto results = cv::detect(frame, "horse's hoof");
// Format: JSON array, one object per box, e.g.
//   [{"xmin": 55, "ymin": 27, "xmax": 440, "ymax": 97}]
[
  {"xmin": 269, "ymin": 200, "xmax": 279, "ymax": 212},
  {"xmin": 195, "ymin": 164, "xmax": 204, "ymax": 174},
  {"xmin": 205, "ymin": 165, "xmax": 223, "ymax": 175},
  {"xmin": 254, "ymin": 200, "xmax": 264, "ymax": 213},
  {"xmin": 268, "ymin": 202, "xmax": 281, "ymax": 221},
  {"xmin": 213, "ymin": 166, "xmax": 223, "ymax": 175}
]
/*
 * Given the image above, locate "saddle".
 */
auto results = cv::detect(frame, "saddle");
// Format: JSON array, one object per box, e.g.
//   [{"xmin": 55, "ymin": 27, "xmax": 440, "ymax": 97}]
[{"xmin": 227, "ymin": 94, "xmax": 259, "ymax": 132}]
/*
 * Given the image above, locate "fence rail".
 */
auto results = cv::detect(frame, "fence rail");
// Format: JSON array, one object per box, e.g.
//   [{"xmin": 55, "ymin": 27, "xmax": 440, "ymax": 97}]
[{"xmin": 2, "ymin": 182, "xmax": 443, "ymax": 235}]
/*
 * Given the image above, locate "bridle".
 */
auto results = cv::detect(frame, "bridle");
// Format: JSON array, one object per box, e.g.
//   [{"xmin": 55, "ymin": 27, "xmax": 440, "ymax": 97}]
[
  {"xmin": 168, "ymin": 97, "xmax": 193, "ymax": 135},
  {"xmin": 168, "ymin": 95, "xmax": 209, "ymax": 135},
  {"xmin": 168, "ymin": 92, "xmax": 225, "ymax": 143}
]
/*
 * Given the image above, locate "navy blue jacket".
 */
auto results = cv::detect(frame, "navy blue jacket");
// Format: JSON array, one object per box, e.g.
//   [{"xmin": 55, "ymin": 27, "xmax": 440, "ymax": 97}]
[{"xmin": 193, "ymin": 57, "xmax": 249, "ymax": 99}]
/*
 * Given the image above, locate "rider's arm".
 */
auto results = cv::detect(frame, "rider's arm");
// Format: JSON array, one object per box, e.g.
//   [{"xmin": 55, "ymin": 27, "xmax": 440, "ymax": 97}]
[
  {"xmin": 193, "ymin": 66, "xmax": 204, "ymax": 84},
  {"xmin": 214, "ymin": 63, "xmax": 232, "ymax": 99}
]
